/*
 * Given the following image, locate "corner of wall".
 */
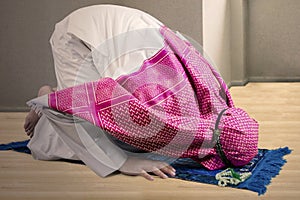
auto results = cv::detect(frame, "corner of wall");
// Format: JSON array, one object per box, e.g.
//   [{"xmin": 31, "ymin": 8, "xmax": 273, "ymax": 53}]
[
  {"xmin": 202, "ymin": 0, "xmax": 232, "ymax": 85},
  {"xmin": 229, "ymin": 0, "xmax": 248, "ymax": 86}
]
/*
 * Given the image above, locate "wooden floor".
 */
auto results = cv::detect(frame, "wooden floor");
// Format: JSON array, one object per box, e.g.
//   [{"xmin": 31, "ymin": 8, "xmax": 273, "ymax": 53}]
[{"xmin": 0, "ymin": 82, "xmax": 299, "ymax": 200}]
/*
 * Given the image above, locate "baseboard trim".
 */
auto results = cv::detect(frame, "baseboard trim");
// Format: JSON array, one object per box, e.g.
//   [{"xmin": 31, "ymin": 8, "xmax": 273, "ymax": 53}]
[
  {"xmin": 229, "ymin": 77, "xmax": 300, "ymax": 88},
  {"xmin": 229, "ymin": 78, "xmax": 249, "ymax": 87},
  {"xmin": 248, "ymin": 76, "xmax": 300, "ymax": 82}
]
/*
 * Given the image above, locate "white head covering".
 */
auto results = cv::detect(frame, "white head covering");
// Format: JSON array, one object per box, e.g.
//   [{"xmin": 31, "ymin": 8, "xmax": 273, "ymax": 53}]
[
  {"xmin": 66, "ymin": 4, "xmax": 163, "ymax": 48},
  {"xmin": 50, "ymin": 5, "xmax": 165, "ymax": 89}
]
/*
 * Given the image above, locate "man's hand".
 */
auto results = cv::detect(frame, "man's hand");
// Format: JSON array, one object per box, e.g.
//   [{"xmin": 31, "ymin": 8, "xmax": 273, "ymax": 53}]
[{"xmin": 119, "ymin": 157, "xmax": 176, "ymax": 181}]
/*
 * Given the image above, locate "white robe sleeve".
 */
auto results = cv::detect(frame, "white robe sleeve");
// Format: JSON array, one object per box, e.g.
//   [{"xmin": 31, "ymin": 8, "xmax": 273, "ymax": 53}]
[{"xmin": 49, "ymin": 16, "xmax": 101, "ymax": 90}]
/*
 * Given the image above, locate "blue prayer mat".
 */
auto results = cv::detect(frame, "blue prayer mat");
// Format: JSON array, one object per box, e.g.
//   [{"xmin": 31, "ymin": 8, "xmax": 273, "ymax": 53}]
[
  {"xmin": 170, "ymin": 147, "xmax": 291, "ymax": 195},
  {"xmin": 0, "ymin": 140, "xmax": 291, "ymax": 195}
]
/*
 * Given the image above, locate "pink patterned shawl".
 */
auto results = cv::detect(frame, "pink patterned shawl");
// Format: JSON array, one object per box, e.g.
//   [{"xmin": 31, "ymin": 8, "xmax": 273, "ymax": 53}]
[{"xmin": 46, "ymin": 26, "xmax": 259, "ymax": 170}]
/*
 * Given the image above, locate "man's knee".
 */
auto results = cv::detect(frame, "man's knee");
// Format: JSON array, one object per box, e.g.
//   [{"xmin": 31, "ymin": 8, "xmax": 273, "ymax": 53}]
[{"xmin": 38, "ymin": 85, "xmax": 53, "ymax": 96}]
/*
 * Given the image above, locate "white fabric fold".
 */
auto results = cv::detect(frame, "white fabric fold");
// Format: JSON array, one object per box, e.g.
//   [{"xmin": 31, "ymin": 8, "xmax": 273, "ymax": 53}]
[{"xmin": 29, "ymin": 109, "xmax": 128, "ymax": 177}]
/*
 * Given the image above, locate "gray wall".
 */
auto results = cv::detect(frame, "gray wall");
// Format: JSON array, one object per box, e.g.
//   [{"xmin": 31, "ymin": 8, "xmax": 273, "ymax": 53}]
[
  {"xmin": 203, "ymin": 0, "xmax": 300, "ymax": 86},
  {"xmin": 247, "ymin": 0, "xmax": 300, "ymax": 81},
  {"xmin": 0, "ymin": 0, "xmax": 121, "ymax": 111},
  {"xmin": 119, "ymin": 0, "xmax": 202, "ymax": 43},
  {"xmin": 0, "ymin": 0, "xmax": 202, "ymax": 111},
  {"xmin": 5, "ymin": 0, "xmax": 299, "ymax": 110}
]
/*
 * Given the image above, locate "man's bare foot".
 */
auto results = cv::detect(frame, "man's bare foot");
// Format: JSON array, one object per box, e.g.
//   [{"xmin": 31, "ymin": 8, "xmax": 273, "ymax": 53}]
[
  {"xmin": 24, "ymin": 85, "xmax": 55, "ymax": 138},
  {"xmin": 24, "ymin": 110, "xmax": 40, "ymax": 138}
]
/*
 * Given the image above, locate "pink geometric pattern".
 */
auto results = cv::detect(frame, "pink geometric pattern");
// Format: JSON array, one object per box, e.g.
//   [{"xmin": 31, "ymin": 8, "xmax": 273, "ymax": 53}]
[{"xmin": 48, "ymin": 26, "xmax": 258, "ymax": 170}]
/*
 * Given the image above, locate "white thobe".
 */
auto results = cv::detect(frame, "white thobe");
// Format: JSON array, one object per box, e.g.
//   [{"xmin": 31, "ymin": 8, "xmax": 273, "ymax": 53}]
[{"xmin": 27, "ymin": 4, "xmax": 165, "ymax": 177}]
